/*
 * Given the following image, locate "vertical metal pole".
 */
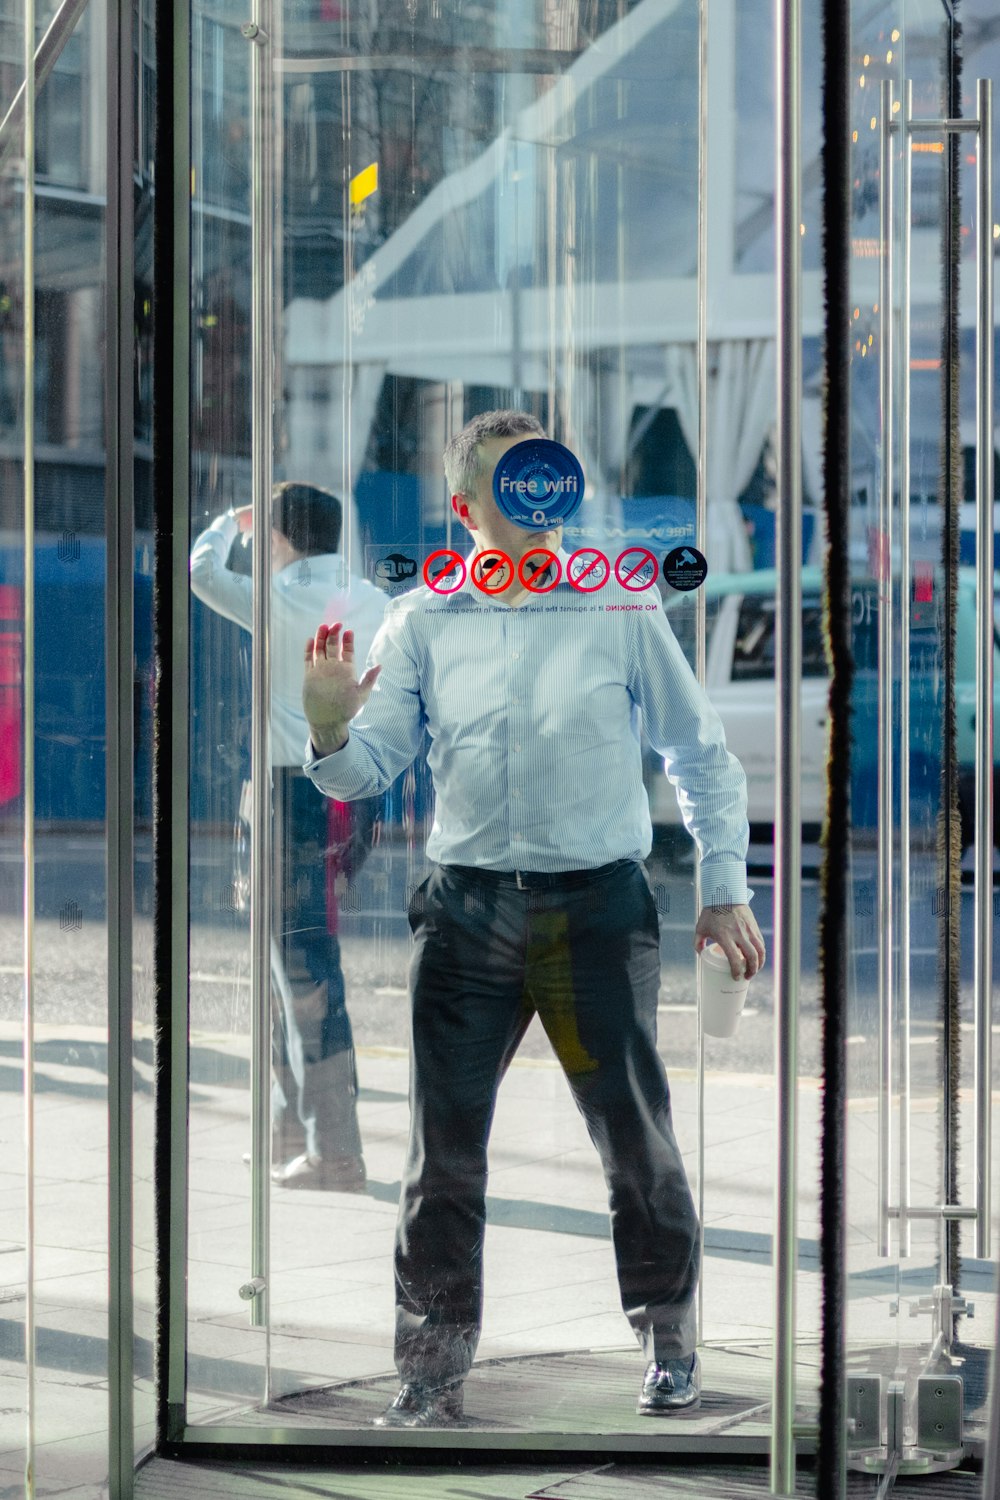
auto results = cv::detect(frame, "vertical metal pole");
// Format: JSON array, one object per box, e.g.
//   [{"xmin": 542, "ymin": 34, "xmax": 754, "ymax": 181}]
[
  {"xmin": 974, "ymin": 77, "xmax": 994, "ymax": 1262},
  {"xmin": 984, "ymin": 1260, "xmax": 1000, "ymax": 1500},
  {"xmin": 247, "ymin": 5, "xmax": 273, "ymax": 1351},
  {"xmin": 339, "ymin": 52, "xmax": 354, "ymax": 574},
  {"xmin": 694, "ymin": 0, "xmax": 709, "ymax": 1349},
  {"xmin": 21, "ymin": 0, "xmax": 36, "ymax": 1492},
  {"xmin": 898, "ymin": 81, "xmax": 912, "ymax": 1260},
  {"xmin": 162, "ymin": 0, "xmax": 192, "ymax": 1434},
  {"xmin": 772, "ymin": 0, "xmax": 802, "ymax": 1484},
  {"xmin": 876, "ymin": 78, "xmax": 895, "ymax": 1261},
  {"xmin": 107, "ymin": 0, "xmax": 137, "ymax": 1484}
]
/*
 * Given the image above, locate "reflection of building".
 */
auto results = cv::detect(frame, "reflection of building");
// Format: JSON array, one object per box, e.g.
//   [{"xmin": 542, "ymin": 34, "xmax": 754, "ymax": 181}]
[
  {"xmin": 0, "ymin": 0, "xmax": 122, "ymax": 534},
  {"xmin": 279, "ymin": 1, "xmax": 1000, "ymax": 573}
]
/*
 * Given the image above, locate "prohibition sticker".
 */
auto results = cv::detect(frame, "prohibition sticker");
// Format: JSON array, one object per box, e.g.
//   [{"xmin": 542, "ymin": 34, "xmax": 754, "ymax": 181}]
[
  {"xmin": 492, "ymin": 439, "xmax": 585, "ymax": 530},
  {"xmin": 423, "ymin": 548, "xmax": 467, "ymax": 594},
  {"xmin": 471, "ymin": 550, "xmax": 513, "ymax": 593},
  {"xmin": 567, "ymin": 547, "xmax": 610, "ymax": 592},
  {"xmin": 662, "ymin": 545, "xmax": 708, "ymax": 592},
  {"xmin": 614, "ymin": 546, "xmax": 658, "ymax": 591},
  {"xmin": 518, "ymin": 547, "xmax": 561, "ymax": 593}
]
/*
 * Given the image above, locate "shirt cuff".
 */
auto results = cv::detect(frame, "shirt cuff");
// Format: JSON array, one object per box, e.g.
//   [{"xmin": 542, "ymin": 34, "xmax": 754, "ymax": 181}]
[
  {"xmin": 698, "ymin": 860, "xmax": 752, "ymax": 910},
  {"xmin": 209, "ymin": 511, "xmax": 240, "ymax": 544},
  {"xmin": 303, "ymin": 732, "xmax": 372, "ymax": 799}
]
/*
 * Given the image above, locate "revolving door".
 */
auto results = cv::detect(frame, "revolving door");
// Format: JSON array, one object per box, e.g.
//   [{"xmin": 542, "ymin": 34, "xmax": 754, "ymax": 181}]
[
  {"xmin": 154, "ymin": 0, "xmax": 1000, "ymax": 1485},
  {"xmin": 3, "ymin": 0, "xmax": 1000, "ymax": 1494}
]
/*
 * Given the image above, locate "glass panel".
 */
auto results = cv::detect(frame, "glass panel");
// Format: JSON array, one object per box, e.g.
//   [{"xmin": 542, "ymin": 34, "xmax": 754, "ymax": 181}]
[
  {"xmin": 187, "ymin": 0, "xmax": 825, "ymax": 1435},
  {"xmin": 843, "ymin": 0, "xmax": 999, "ymax": 1477},
  {"xmin": 0, "ymin": 0, "xmax": 28, "ymax": 1483},
  {"xmin": 185, "ymin": 0, "xmax": 262, "ymax": 1421},
  {"xmin": 181, "ymin": 0, "xmax": 830, "ymax": 1455},
  {"xmin": 34, "ymin": 1, "xmax": 112, "ymax": 1487},
  {"xmin": 268, "ymin": 0, "xmax": 713, "ymax": 1424},
  {"xmin": 954, "ymin": 3, "xmax": 1000, "ymax": 1453},
  {"xmin": 9, "ymin": 0, "xmax": 113, "ymax": 1492},
  {"xmin": 134, "ymin": 0, "xmax": 158, "ymax": 1457}
]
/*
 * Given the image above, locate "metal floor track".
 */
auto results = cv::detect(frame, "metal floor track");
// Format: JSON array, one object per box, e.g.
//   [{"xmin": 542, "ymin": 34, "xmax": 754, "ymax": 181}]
[
  {"xmin": 135, "ymin": 1454, "xmax": 986, "ymax": 1500},
  {"xmin": 163, "ymin": 1344, "xmax": 990, "ymax": 1493},
  {"xmin": 279, "ymin": 1345, "xmax": 786, "ymax": 1438},
  {"xmin": 194, "ymin": 1344, "xmax": 810, "ymax": 1449}
]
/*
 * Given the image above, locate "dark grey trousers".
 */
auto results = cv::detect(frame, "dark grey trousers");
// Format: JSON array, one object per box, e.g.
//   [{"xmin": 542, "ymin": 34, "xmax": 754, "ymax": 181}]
[{"xmin": 395, "ymin": 859, "xmax": 700, "ymax": 1386}]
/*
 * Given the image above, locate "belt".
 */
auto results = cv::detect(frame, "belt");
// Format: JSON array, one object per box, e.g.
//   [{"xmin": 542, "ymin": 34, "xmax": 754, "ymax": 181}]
[{"xmin": 443, "ymin": 859, "xmax": 631, "ymax": 891}]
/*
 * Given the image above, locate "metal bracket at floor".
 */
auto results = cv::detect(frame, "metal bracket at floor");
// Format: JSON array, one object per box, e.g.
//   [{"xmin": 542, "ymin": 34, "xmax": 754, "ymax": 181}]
[{"xmin": 846, "ymin": 1373, "xmax": 965, "ymax": 1476}]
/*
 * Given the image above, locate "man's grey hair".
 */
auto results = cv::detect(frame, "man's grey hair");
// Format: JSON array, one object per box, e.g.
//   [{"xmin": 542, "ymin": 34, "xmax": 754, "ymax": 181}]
[{"xmin": 443, "ymin": 409, "xmax": 545, "ymax": 497}]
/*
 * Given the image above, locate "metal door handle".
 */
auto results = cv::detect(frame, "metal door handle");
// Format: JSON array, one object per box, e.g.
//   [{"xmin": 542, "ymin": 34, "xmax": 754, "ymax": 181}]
[
  {"xmin": 876, "ymin": 79, "xmax": 895, "ymax": 1259},
  {"xmin": 973, "ymin": 77, "xmax": 994, "ymax": 1260}
]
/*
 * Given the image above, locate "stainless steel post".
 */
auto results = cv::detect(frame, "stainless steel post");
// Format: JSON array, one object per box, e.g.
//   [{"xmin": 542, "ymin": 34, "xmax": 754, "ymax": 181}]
[
  {"xmin": 898, "ymin": 80, "xmax": 913, "ymax": 1259},
  {"xmin": 246, "ymin": 4, "xmax": 274, "ymax": 1346},
  {"xmin": 164, "ymin": 0, "xmax": 193, "ymax": 1427},
  {"xmin": 771, "ymin": 0, "xmax": 802, "ymax": 1483},
  {"xmin": 876, "ymin": 78, "xmax": 895, "ymax": 1261},
  {"xmin": 107, "ymin": 0, "xmax": 138, "ymax": 1485},
  {"xmin": 984, "ymin": 1263, "xmax": 1000, "ymax": 1500},
  {"xmin": 694, "ymin": 0, "xmax": 709, "ymax": 1349},
  {"xmin": 21, "ymin": 0, "xmax": 36, "ymax": 1490},
  {"xmin": 974, "ymin": 77, "xmax": 994, "ymax": 1262}
]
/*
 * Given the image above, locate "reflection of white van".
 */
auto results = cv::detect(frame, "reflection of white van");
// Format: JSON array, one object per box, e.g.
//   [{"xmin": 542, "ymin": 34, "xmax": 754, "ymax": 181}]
[
  {"xmin": 646, "ymin": 565, "xmax": 1000, "ymax": 853},
  {"xmin": 646, "ymin": 567, "xmax": 828, "ymax": 844}
]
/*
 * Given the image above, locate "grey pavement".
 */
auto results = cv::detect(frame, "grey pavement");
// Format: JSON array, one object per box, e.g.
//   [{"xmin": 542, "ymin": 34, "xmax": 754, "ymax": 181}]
[{"xmin": 0, "ymin": 834, "xmax": 997, "ymax": 1494}]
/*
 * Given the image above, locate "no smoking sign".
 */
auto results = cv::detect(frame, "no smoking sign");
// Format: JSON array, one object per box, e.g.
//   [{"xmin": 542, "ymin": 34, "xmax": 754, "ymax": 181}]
[{"xmin": 614, "ymin": 546, "xmax": 658, "ymax": 591}]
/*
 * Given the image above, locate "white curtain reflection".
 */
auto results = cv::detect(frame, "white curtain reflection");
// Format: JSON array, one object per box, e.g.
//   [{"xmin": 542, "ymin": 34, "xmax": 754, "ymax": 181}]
[{"xmin": 668, "ymin": 338, "xmax": 776, "ymax": 571}]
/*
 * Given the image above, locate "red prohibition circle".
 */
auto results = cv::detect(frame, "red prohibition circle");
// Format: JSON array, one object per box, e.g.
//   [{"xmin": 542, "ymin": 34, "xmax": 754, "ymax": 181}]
[
  {"xmin": 518, "ymin": 548, "xmax": 562, "ymax": 593},
  {"xmin": 423, "ymin": 548, "xmax": 467, "ymax": 594},
  {"xmin": 471, "ymin": 549, "xmax": 514, "ymax": 594},
  {"xmin": 614, "ymin": 546, "xmax": 658, "ymax": 591},
  {"xmin": 566, "ymin": 547, "xmax": 610, "ymax": 592}
]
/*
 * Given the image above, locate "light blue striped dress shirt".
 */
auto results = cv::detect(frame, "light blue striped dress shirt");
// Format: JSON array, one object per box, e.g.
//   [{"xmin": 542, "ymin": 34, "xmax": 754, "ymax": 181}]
[{"xmin": 304, "ymin": 551, "xmax": 751, "ymax": 907}]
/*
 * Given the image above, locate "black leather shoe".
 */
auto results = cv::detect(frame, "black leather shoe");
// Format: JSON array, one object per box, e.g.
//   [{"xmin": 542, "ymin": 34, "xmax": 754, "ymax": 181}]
[
  {"xmin": 270, "ymin": 1152, "xmax": 367, "ymax": 1192},
  {"xmin": 372, "ymin": 1381, "xmax": 464, "ymax": 1429},
  {"xmin": 637, "ymin": 1353, "xmax": 701, "ymax": 1414}
]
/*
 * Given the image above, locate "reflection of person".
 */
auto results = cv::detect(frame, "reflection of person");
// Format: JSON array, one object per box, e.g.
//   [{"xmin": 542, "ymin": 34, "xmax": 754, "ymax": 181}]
[
  {"xmin": 190, "ymin": 482, "xmax": 387, "ymax": 1191},
  {"xmin": 301, "ymin": 411, "xmax": 765, "ymax": 1424}
]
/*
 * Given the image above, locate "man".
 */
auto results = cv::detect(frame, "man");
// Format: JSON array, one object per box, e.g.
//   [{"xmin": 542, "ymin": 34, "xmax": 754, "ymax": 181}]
[
  {"xmin": 301, "ymin": 411, "xmax": 765, "ymax": 1424},
  {"xmin": 190, "ymin": 481, "xmax": 386, "ymax": 1190}
]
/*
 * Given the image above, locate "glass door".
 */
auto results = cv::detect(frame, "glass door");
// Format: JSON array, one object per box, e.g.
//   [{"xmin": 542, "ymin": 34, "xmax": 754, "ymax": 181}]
[
  {"xmin": 844, "ymin": 0, "xmax": 998, "ymax": 1480},
  {"xmin": 175, "ymin": 0, "xmax": 825, "ymax": 1465}
]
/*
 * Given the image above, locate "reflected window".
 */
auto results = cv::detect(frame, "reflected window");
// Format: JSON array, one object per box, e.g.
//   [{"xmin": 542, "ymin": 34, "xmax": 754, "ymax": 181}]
[{"xmin": 732, "ymin": 594, "xmax": 826, "ymax": 681}]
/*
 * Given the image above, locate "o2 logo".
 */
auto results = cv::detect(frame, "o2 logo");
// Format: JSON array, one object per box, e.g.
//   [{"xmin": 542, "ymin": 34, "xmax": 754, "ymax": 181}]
[{"xmin": 492, "ymin": 439, "xmax": 585, "ymax": 530}]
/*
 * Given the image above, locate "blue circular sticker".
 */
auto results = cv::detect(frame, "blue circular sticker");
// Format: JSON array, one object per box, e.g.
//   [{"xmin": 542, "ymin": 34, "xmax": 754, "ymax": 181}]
[{"xmin": 491, "ymin": 439, "xmax": 585, "ymax": 530}]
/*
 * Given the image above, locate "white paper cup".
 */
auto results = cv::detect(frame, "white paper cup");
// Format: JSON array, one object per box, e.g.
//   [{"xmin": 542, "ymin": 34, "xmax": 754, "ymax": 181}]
[{"xmin": 699, "ymin": 942, "xmax": 750, "ymax": 1038}]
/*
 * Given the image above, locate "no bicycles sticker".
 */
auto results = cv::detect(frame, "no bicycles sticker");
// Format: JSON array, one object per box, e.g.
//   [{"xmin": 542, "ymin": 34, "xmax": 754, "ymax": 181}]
[{"xmin": 566, "ymin": 548, "xmax": 610, "ymax": 591}]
